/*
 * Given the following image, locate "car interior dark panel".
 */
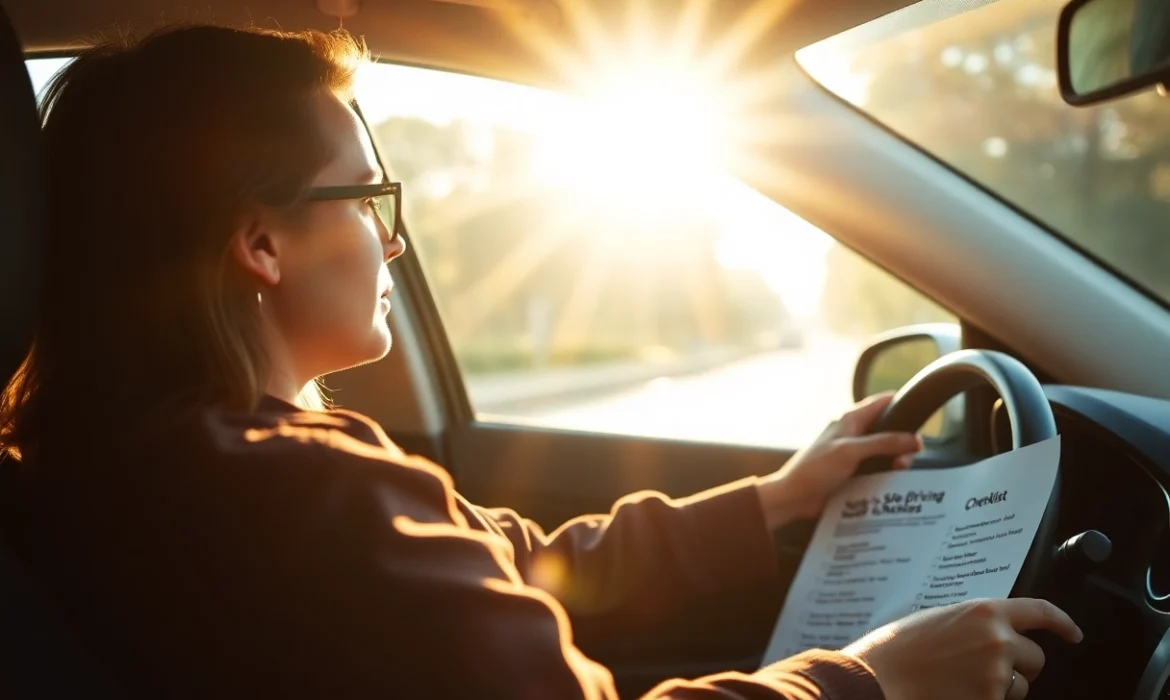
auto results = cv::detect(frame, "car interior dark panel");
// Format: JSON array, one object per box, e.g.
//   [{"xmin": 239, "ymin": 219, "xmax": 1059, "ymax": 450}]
[
  {"xmin": 1047, "ymin": 386, "xmax": 1170, "ymax": 474},
  {"xmin": 1025, "ymin": 408, "xmax": 1170, "ymax": 699},
  {"xmin": 956, "ymin": 385, "xmax": 1170, "ymax": 699},
  {"xmin": 451, "ymin": 423, "xmax": 794, "ymax": 529}
]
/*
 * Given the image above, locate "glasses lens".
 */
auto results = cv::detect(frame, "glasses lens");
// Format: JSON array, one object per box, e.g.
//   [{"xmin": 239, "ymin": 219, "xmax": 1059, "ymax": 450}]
[{"xmin": 375, "ymin": 195, "xmax": 398, "ymax": 239}]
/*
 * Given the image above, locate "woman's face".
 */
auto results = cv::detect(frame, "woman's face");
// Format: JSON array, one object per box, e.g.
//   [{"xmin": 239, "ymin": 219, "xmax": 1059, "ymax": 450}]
[{"xmin": 260, "ymin": 92, "xmax": 406, "ymax": 386}]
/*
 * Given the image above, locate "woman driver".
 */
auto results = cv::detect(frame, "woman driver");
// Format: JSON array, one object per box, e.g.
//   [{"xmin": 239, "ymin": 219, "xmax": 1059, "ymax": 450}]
[{"xmin": 0, "ymin": 24, "xmax": 1080, "ymax": 699}]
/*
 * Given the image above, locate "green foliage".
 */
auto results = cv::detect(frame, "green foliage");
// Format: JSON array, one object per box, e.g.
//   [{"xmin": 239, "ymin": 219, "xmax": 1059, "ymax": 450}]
[{"xmin": 816, "ymin": 0, "xmax": 1170, "ymax": 337}]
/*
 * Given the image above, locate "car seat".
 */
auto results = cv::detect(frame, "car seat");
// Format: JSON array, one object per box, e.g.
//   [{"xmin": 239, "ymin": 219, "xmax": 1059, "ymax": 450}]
[{"xmin": 0, "ymin": 2, "xmax": 120, "ymax": 695}]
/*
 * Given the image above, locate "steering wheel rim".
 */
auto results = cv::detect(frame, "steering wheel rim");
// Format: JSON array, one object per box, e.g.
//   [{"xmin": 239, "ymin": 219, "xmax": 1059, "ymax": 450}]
[{"xmin": 867, "ymin": 349, "xmax": 1059, "ymax": 597}]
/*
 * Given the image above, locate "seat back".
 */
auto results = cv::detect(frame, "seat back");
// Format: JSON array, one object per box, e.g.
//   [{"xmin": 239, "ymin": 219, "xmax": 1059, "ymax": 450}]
[
  {"xmin": 0, "ymin": 3, "xmax": 120, "ymax": 696},
  {"xmin": 0, "ymin": 0, "xmax": 40, "ymax": 388}
]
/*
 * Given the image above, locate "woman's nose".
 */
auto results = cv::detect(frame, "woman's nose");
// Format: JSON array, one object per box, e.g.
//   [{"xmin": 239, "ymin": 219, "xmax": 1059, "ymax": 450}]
[{"xmin": 382, "ymin": 223, "xmax": 407, "ymax": 263}]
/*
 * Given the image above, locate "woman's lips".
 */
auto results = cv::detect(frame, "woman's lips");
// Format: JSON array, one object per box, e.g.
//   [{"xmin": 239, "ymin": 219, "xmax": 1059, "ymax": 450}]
[{"xmin": 379, "ymin": 280, "xmax": 393, "ymax": 313}]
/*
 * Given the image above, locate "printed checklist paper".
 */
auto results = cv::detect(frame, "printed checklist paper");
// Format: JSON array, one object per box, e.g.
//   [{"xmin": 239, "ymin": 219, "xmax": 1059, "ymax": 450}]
[{"xmin": 761, "ymin": 437, "xmax": 1061, "ymax": 665}]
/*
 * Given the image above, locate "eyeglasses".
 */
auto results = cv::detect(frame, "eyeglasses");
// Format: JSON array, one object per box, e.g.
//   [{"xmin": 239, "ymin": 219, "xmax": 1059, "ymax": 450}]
[{"xmin": 306, "ymin": 182, "xmax": 402, "ymax": 244}]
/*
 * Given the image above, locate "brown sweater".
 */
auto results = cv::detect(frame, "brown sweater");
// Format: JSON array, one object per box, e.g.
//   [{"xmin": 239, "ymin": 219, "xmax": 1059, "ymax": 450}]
[{"xmin": 2, "ymin": 398, "xmax": 884, "ymax": 699}]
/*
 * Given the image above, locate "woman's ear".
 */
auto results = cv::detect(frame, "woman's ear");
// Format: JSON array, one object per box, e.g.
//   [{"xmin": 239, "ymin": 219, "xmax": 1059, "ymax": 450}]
[{"xmin": 229, "ymin": 208, "xmax": 281, "ymax": 287}]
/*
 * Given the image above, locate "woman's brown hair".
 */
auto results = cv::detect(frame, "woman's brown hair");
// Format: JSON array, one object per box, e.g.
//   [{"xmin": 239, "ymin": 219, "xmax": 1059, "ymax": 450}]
[{"xmin": 0, "ymin": 25, "xmax": 367, "ymax": 462}]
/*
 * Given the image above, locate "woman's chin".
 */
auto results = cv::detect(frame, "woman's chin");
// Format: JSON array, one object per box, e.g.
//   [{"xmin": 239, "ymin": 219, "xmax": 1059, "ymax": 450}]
[
  {"xmin": 318, "ymin": 321, "xmax": 394, "ymax": 376},
  {"xmin": 364, "ymin": 323, "xmax": 393, "ymax": 360},
  {"xmin": 373, "ymin": 321, "xmax": 394, "ymax": 356}
]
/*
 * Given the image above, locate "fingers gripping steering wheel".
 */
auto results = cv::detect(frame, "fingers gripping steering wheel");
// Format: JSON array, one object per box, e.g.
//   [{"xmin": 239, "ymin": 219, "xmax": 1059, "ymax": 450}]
[{"xmin": 864, "ymin": 349, "xmax": 1059, "ymax": 597}]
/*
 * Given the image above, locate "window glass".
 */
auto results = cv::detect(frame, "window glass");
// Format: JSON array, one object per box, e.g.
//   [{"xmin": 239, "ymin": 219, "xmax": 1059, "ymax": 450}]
[
  {"xmin": 356, "ymin": 63, "xmax": 955, "ymax": 448},
  {"xmin": 25, "ymin": 57, "xmax": 69, "ymax": 98},
  {"xmin": 800, "ymin": 0, "xmax": 1170, "ymax": 305}
]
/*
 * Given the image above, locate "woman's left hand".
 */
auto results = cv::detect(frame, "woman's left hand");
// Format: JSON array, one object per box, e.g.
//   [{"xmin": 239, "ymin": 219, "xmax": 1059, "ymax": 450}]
[{"xmin": 755, "ymin": 393, "xmax": 922, "ymax": 531}]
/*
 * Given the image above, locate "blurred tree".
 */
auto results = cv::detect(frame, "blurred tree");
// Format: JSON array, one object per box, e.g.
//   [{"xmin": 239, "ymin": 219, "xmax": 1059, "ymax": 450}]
[{"xmin": 822, "ymin": 0, "xmax": 1170, "ymax": 326}]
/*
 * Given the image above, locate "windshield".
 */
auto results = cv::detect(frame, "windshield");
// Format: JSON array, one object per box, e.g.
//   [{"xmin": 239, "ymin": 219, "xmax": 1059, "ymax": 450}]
[{"xmin": 800, "ymin": 0, "xmax": 1170, "ymax": 305}]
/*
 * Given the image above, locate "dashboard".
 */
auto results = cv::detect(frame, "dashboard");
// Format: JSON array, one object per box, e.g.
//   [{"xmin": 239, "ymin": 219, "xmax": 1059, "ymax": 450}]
[{"xmin": 1022, "ymin": 386, "xmax": 1170, "ymax": 700}]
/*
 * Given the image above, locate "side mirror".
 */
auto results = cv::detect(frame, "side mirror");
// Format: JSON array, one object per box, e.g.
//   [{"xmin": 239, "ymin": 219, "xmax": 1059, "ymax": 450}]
[
  {"xmin": 853, "ymin": 323, "xmax": 964, "ymax": 445},
  {"xmin": 1058, "ymin": 0, "xmax": 1170, "ymax": 106}
]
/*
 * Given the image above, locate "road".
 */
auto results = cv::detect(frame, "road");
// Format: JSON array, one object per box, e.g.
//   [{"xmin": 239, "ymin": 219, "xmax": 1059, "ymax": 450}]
[{"xmin": 475, "ymin": 336, "xmax": 865, "ymax": 450}]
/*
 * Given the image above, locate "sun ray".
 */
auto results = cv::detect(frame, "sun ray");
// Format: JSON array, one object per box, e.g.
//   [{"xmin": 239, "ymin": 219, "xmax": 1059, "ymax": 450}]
[
  {"xmin": 446, "ymin": 209, "xmax": 591, "ymax": 337},
  {"xmin": 726, "ymin": 113, "xmax": 837, "ymax": 150},
  {"xmin": 627, "ymin": 258, "xmax": 659, "ymax": 350},
  {"xmin": 720, "ymin": 67, "xmax": 803, "ymax": 111},
  {"xmin": 680, "ymin": 246, "xmax": 729, "ymax": 344},
  {"xmin": 699, "ymin": 0, "xmax": 802, "ymax": 82},
  {"xmin": 626, "ymin": 0, "xmax": 657, "ymax": 62},
  {"xmin": 667, "ymin": 0, "xmax": 716, "ymax": 67},
  {"xmin": 555, "ymin": 0, "xmax": 625, "ymax": 84},
  {"xmin": 490, "ymin": 1, "xmax": 596, "ymax": 87},
  {"xmin": 549, "ymin": 236, "xmax": 616, "ymax": 356},
  {"xmin": 727, "ymin": 150, "xmax": 811, "ymax": 197},
  {"xmin": 419, "ymin": 180, "xmax": 547, "ymax": 233},
  {"xmin": 366, "ymin": 9, "xmax": 571, "ymax": 89}
]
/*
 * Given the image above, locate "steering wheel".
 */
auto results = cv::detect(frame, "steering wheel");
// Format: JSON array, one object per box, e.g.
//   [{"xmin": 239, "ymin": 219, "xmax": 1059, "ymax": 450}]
[{"xmin": 865, "ymin": 348, "xmax": 1059, "ymax": 597}]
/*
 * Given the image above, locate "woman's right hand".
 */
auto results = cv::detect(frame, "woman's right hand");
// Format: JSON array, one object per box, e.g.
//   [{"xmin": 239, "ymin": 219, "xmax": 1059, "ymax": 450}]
[{"xmin": 843, "ymin": 598, "xmax": 1082, "ymax": 700}]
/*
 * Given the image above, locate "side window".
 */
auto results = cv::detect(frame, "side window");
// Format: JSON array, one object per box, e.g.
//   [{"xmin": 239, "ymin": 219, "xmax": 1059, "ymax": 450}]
[
  {"xmin": 25, "ymin": 57, "xmax": 70, "ymax": 101},
  {"xmin": 357, "ymin": 63, "xmax": 955, "ymax": 449}
]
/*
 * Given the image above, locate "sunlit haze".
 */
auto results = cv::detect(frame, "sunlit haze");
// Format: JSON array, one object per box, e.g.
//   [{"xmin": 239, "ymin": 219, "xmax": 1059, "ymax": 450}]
[{"xmin": 355, "ymin": 60, "xmax": 830, "ymax": 315}]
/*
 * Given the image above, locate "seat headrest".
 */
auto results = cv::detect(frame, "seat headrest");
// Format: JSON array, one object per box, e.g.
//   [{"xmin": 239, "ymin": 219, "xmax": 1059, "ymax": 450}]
[{"xmin": 0, "ymin": 2, "xmax": 43, "ymax": 389}]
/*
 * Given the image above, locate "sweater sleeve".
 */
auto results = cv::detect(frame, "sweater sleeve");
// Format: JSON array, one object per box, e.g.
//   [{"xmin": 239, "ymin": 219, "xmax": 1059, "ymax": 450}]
[
  {"xmin": 304, "ymin": 437, "xmax": 881, "ymax": 698},
  {"xmin": 259, "ymin": 408, "xmax": 885, "ymax": 700},
  {"xmin": 469, "ymin": 477, "xmax": 780, "ymax": 639}
]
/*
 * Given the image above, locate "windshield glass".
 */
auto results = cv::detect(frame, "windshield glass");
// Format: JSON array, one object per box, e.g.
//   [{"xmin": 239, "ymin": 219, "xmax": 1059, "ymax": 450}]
[{"xmin": 799, "ymin": 0, "xmax": 1170, "ymax": 305}]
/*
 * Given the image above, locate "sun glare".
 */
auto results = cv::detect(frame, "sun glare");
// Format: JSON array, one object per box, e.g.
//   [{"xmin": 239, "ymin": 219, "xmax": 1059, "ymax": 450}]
[
  {"xmin": 533, "ymin": 63, "xmax": 729, "ymax": 215},
  {"xmin": 795, "ymin": 41, "xmax": 871, "ymax": 106},
  {"xmin": 349, "ymin": 0, "xmax": 836, "ymax": 322}
]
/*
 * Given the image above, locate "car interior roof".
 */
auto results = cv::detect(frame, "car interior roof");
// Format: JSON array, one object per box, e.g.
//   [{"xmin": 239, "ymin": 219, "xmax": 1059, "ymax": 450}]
[{"xmin": 8, "ymin": 0, "xmax": 923, "ymax": 87}]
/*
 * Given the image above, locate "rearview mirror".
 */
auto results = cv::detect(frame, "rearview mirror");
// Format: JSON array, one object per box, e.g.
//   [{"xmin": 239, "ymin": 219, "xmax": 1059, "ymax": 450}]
[
  {"xmin": 853, "ymin": 324, "xmax": 963, "ymax": 445},
  {"xmin": 1058, "ymin": 0, "xmax": 1170, "ymax": 105}
]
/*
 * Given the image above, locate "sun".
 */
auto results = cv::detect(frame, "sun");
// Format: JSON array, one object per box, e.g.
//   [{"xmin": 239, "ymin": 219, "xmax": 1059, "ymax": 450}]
[
  {"xmin": 501, "ymin": 0, "xmax": 809, "ymax": 226},
  {"xmin": 414, "ymin": 0, "xmax": 834, "ymax": 324},
  {"xmin": 532, "ymin": 61, "xmax": 730, "ymax": 218}
]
